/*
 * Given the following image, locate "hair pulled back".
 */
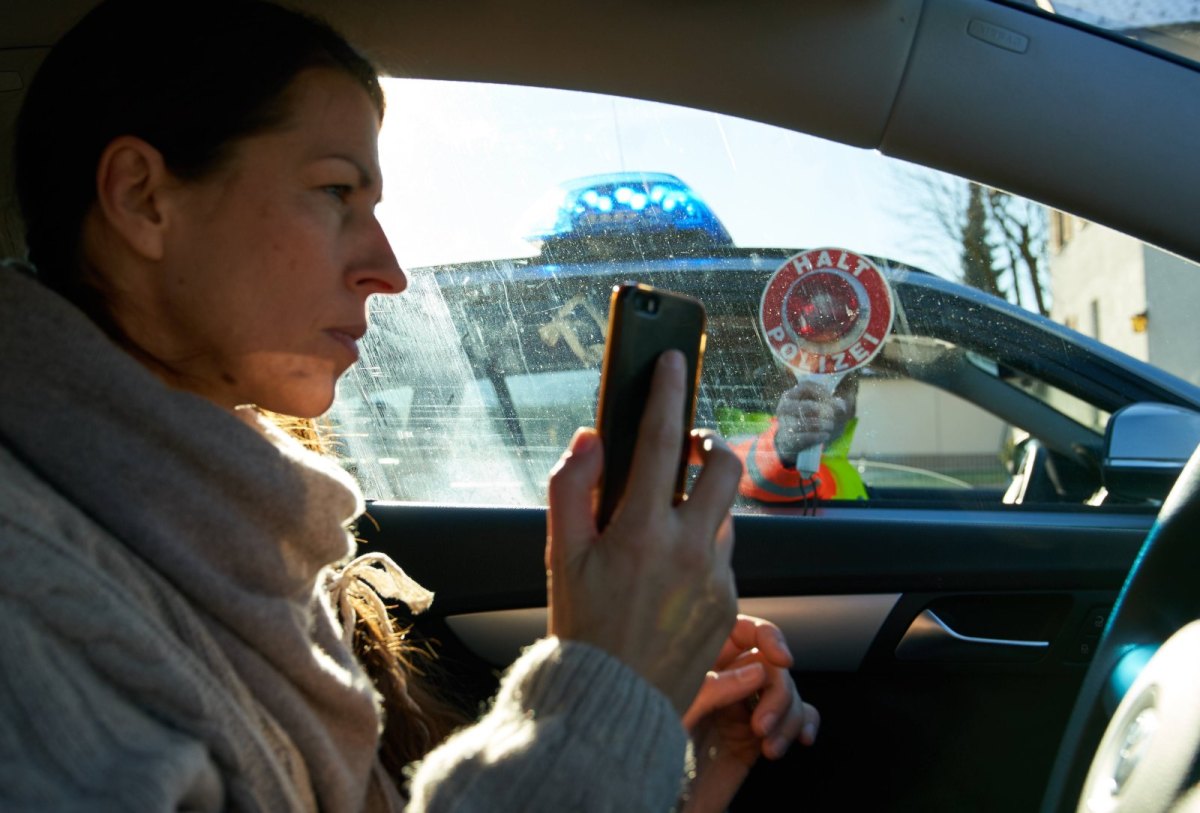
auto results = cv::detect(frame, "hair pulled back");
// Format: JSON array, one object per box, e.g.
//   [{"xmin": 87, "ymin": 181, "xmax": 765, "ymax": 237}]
[{"xmin": 15, "ymin": 0, "xmax": 384, "ymax": 317}]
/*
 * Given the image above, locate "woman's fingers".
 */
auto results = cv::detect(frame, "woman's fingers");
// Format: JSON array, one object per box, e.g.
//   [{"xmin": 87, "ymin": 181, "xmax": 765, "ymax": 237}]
[
  {"xmin": 703, "ymin": 617, "xmax": 815, "ymax": 759},
  {"xmin": 769, "ymin": 698, "xmax": 820, "ymax": 755},
  {"xmin": 545, "ymin": 428, "xmax": 602, "ymax": 572},
  {"xmin": 609, "ymin": 357, "xmax": 740, "ymax": 562},
  {"xmin": 799, "ymin": 701, "xmax": 821, "ymax": 746},
  {"xmin": 617, "ymin": 351, "xmax": 688, "ymax": 522},
  {"xmin": 681, "ymin": 661, "xmax": 766, "ymax": 730},
  {"xmin": 683, "ymin": 431, "xmax": 743, "ymax": 538},
  {"xmin": 714, "ymin": 615, "xmax": 794, "ymax": 671},
  {"xmin": 750, "ymin": 661, "xmax": 820, "ymax": 759},
  {"xmin": 688, "ymin": 649, "xmax": 819, "ymax": 759},
  {"xmin": 747, "ymin": 616, "xmax": 793, "ymax": 668}
]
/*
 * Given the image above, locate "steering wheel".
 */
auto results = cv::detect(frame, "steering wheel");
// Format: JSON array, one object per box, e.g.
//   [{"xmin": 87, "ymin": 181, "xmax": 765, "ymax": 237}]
[{"xmin": 1041, "ymin": 443, "xmax": 1200, "ymax": 812}]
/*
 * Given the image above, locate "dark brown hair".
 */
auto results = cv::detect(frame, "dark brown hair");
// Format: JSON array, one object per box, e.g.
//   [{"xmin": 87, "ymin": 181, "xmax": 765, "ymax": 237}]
[{"xmin": 15, "ymin": 0, "xmax": 383, "ymax": 324}]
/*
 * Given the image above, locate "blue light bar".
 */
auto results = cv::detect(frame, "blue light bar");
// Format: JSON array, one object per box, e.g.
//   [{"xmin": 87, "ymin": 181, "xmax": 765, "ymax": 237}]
[{"xmin": 525, "ymin": 171, "xmax": 733, "ymax": 248}]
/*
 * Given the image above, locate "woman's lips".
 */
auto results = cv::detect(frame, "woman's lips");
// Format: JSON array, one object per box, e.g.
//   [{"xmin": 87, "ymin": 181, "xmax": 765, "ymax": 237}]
[{"xmin": 326, "ymin": 327, "xmax": 364, "ymax": 360}]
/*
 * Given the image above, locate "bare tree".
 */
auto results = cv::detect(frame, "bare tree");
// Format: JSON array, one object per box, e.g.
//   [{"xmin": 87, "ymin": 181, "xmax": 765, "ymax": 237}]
[
  {"xmin": 899, "ymin": 169, "xmax": 1050, "ymax": 315},
  {"xmin": 984, "ymin": 188, "xmax": 1050, "ymax": 317},
  {"xmin": 962, "ymin": 183, "xmax": 1004, "ymax": 300}
]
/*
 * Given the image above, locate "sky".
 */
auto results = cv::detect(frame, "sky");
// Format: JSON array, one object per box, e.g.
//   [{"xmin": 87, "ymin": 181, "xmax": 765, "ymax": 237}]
[{"xmin": 374, "ymin": 78, "xmax": 965, "ymax": 279}]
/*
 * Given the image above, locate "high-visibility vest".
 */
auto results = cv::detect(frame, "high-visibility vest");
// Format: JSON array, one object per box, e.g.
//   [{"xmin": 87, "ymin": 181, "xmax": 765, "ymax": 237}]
[{"xmin": 728, "ymin": 416, "xmax": 867, "ymax": 503}]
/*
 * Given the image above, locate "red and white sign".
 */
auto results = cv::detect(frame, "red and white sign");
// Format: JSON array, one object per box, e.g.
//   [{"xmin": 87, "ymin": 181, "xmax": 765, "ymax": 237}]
[{"xmin": 759, "ymin": 248, "xmax": 894, "ymax": 375}]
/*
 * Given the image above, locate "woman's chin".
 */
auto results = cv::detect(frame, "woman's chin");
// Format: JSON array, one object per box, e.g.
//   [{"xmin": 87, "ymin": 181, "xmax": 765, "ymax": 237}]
[
  {"xmin": 194, "ymin": 357, "xmax": 340, "ymax": 419},
  {"xmin": 251, "ymin": 377, "xmax": 337, "ymax": 420},
  {"xmin": 272, "ymin": 392, "xmax": 335, "ymax": 420}
]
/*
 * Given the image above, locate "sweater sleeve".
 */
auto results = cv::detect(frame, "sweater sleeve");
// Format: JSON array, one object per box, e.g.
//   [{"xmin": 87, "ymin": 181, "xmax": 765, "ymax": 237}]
[
  {"xmin": 0, "ymin": 483, "xmax": 309, "ymax": 813},
  {"xmin": 0, "ymin": 595, "xmax": 226, "ymax": 813},
  {"xmin": 406, "ymin": 637, "xmax": 688, "ymax": 813}
]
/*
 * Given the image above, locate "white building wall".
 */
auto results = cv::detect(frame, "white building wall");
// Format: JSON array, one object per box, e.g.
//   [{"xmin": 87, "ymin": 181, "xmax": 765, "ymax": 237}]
[
  {"xmin": 1049, "ymin": 219, "xmax": 1200, "ymax": 386},
  {"xmin": 1144, "ymin": 247, "xmax": 1200, "ymax": 386},
  {"xmin": 1050, "ymin": 222, "xmax": 1148, "ymax": 361},
  {"xmin": 851, "ymin": 378, "xmax": 1007, "ymax": 457}
]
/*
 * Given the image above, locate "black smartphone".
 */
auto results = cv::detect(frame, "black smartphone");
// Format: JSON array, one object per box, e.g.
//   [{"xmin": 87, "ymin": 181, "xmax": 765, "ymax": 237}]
[{"xmin": 595, "ymin": 282, "xmax": 707, "ymax": 529}]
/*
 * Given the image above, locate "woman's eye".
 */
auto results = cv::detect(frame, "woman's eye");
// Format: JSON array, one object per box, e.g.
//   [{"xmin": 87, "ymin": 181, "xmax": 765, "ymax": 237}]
[{"xmin": 323, "ymin": 184, "xmax": 353, "ymax": 203}]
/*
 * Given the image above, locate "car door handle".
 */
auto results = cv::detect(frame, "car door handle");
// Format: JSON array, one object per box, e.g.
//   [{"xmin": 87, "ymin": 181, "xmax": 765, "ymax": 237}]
[{"xmin": 895, "ymin": 609, "xmax": 1050, "ymax": 662}]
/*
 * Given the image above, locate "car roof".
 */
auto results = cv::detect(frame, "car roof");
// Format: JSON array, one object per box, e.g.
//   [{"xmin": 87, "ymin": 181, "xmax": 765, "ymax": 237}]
[
  {"xmin": 3, "ymin": 0, "xmax": 1197, "ymax": 266},
  {"xmin": 403, "ymin": 245, "xmax": 1200, "ymax": 465}
]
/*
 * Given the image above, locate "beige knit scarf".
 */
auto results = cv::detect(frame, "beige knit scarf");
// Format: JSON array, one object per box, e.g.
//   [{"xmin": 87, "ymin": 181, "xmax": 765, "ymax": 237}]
[{"xmin": 0, "ymin": 260, "xmax": 428, "ymax": 810}]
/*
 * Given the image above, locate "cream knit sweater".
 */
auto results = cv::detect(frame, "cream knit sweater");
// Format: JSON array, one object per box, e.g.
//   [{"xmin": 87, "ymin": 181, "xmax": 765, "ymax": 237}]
[{"xmin": 0, "ymin": 261, "xmax": 687, "ymax": 811}]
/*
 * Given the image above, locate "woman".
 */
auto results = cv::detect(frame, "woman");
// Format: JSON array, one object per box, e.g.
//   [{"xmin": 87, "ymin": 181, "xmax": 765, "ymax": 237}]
[{"xmin": 0, "ymin": 0, "xmax": 817, "ymax": 809}]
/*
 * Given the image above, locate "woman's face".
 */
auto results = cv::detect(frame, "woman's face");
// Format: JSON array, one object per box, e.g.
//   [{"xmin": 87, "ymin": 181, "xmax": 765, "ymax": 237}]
[{"xmin": 127, "ymin": 67, "xmax": 405, "ymax": 417}]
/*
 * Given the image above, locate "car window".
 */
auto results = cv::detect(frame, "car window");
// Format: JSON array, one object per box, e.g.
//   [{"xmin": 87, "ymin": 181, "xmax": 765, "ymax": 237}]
[
  {"xmin": 1008, "ymin": 0, "xmax": 1200, "ymax": 66},
  {"xmin": 329, "ymin": 79, "xmax": 1200, "ymax": 511}
]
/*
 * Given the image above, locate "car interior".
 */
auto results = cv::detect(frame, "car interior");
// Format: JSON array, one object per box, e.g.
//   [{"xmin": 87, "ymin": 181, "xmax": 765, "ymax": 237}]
[{"xmin": 3, "ymin": 1, "xmax": 1200, "ymax": 810}]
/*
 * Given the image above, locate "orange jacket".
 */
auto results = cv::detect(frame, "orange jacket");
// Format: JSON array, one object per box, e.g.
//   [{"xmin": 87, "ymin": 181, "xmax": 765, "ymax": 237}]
[{"xmin": 729, "ymin": 418, "xmax": 866, "ymax": 503}]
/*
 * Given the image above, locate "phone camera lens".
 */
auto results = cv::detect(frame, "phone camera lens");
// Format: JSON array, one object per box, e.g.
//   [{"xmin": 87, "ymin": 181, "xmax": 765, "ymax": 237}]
[{"xmin": 636, "ymin": 293, "xmax": 660, "ymax": 315}]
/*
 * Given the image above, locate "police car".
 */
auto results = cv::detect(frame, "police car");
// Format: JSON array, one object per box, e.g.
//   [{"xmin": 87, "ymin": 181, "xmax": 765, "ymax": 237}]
[{"xmin": 336, "ymin": 171, "xmax": 1200, "ymax": 509}]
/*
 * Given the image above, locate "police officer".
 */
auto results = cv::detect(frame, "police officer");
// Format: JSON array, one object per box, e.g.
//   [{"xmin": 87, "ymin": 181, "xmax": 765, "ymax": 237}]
[{"xmin": 726, "ymin": 373, "xmax": 867, "ymax": 503}]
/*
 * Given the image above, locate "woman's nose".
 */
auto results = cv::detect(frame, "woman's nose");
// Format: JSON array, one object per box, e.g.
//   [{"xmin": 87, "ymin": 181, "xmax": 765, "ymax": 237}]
[{"xmin": 348, "ymin": 215, "xmax": 407, "ymax": 295}]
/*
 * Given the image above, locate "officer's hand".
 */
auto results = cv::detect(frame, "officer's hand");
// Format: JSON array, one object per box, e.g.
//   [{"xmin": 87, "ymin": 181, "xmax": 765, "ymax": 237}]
[{"xmin": 773, "ymin": 380, "xmax": 852, "ymax": 462}]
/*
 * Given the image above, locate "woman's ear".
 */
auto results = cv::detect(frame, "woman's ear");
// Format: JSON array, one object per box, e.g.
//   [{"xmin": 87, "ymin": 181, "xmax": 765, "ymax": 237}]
[{"xmin": 94, "ymin": 136, "xmax": 171, "ymax": 261}]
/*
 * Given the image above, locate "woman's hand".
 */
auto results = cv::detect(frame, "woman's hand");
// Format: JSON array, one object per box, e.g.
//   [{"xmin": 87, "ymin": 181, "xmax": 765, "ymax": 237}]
[
  {"xmin": 545, "ymin": 350, "xmax": 743, "ymax": 715},
  {"xmin": 680, "ymin": 615, "xmax": 821, "ymax": 813}
]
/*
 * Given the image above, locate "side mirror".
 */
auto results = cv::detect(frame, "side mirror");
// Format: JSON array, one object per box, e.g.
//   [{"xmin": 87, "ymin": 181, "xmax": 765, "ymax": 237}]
[{"xmin": 1103, "ymin": 403, "xmax": 1200, "ymax": 500}]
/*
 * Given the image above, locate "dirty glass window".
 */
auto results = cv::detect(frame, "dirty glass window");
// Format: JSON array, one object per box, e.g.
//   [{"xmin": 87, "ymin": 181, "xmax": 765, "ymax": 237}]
[
  {"xmin": 327, "ymin": 79, "xmax": 1200, "ymax": 511},
  {"xmin": 1004, "ymin": 0, "xmax": 1200, "ymax": 67}
]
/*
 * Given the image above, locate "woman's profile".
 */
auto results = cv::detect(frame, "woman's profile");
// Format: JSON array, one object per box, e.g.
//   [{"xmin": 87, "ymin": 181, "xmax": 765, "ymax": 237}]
[{"xmin": 0, "ymin": 1, "xmax": 817, "ymax": 809}]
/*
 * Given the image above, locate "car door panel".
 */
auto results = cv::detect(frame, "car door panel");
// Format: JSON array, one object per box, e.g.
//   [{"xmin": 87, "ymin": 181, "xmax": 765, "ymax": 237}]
[
  {"xmin": 444, "ymin": 594, "xmax": 903, "ymax": 673},
  {"xmin": 360, "ymin": 503, "xmax": 1148, "ymax": 811}
]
